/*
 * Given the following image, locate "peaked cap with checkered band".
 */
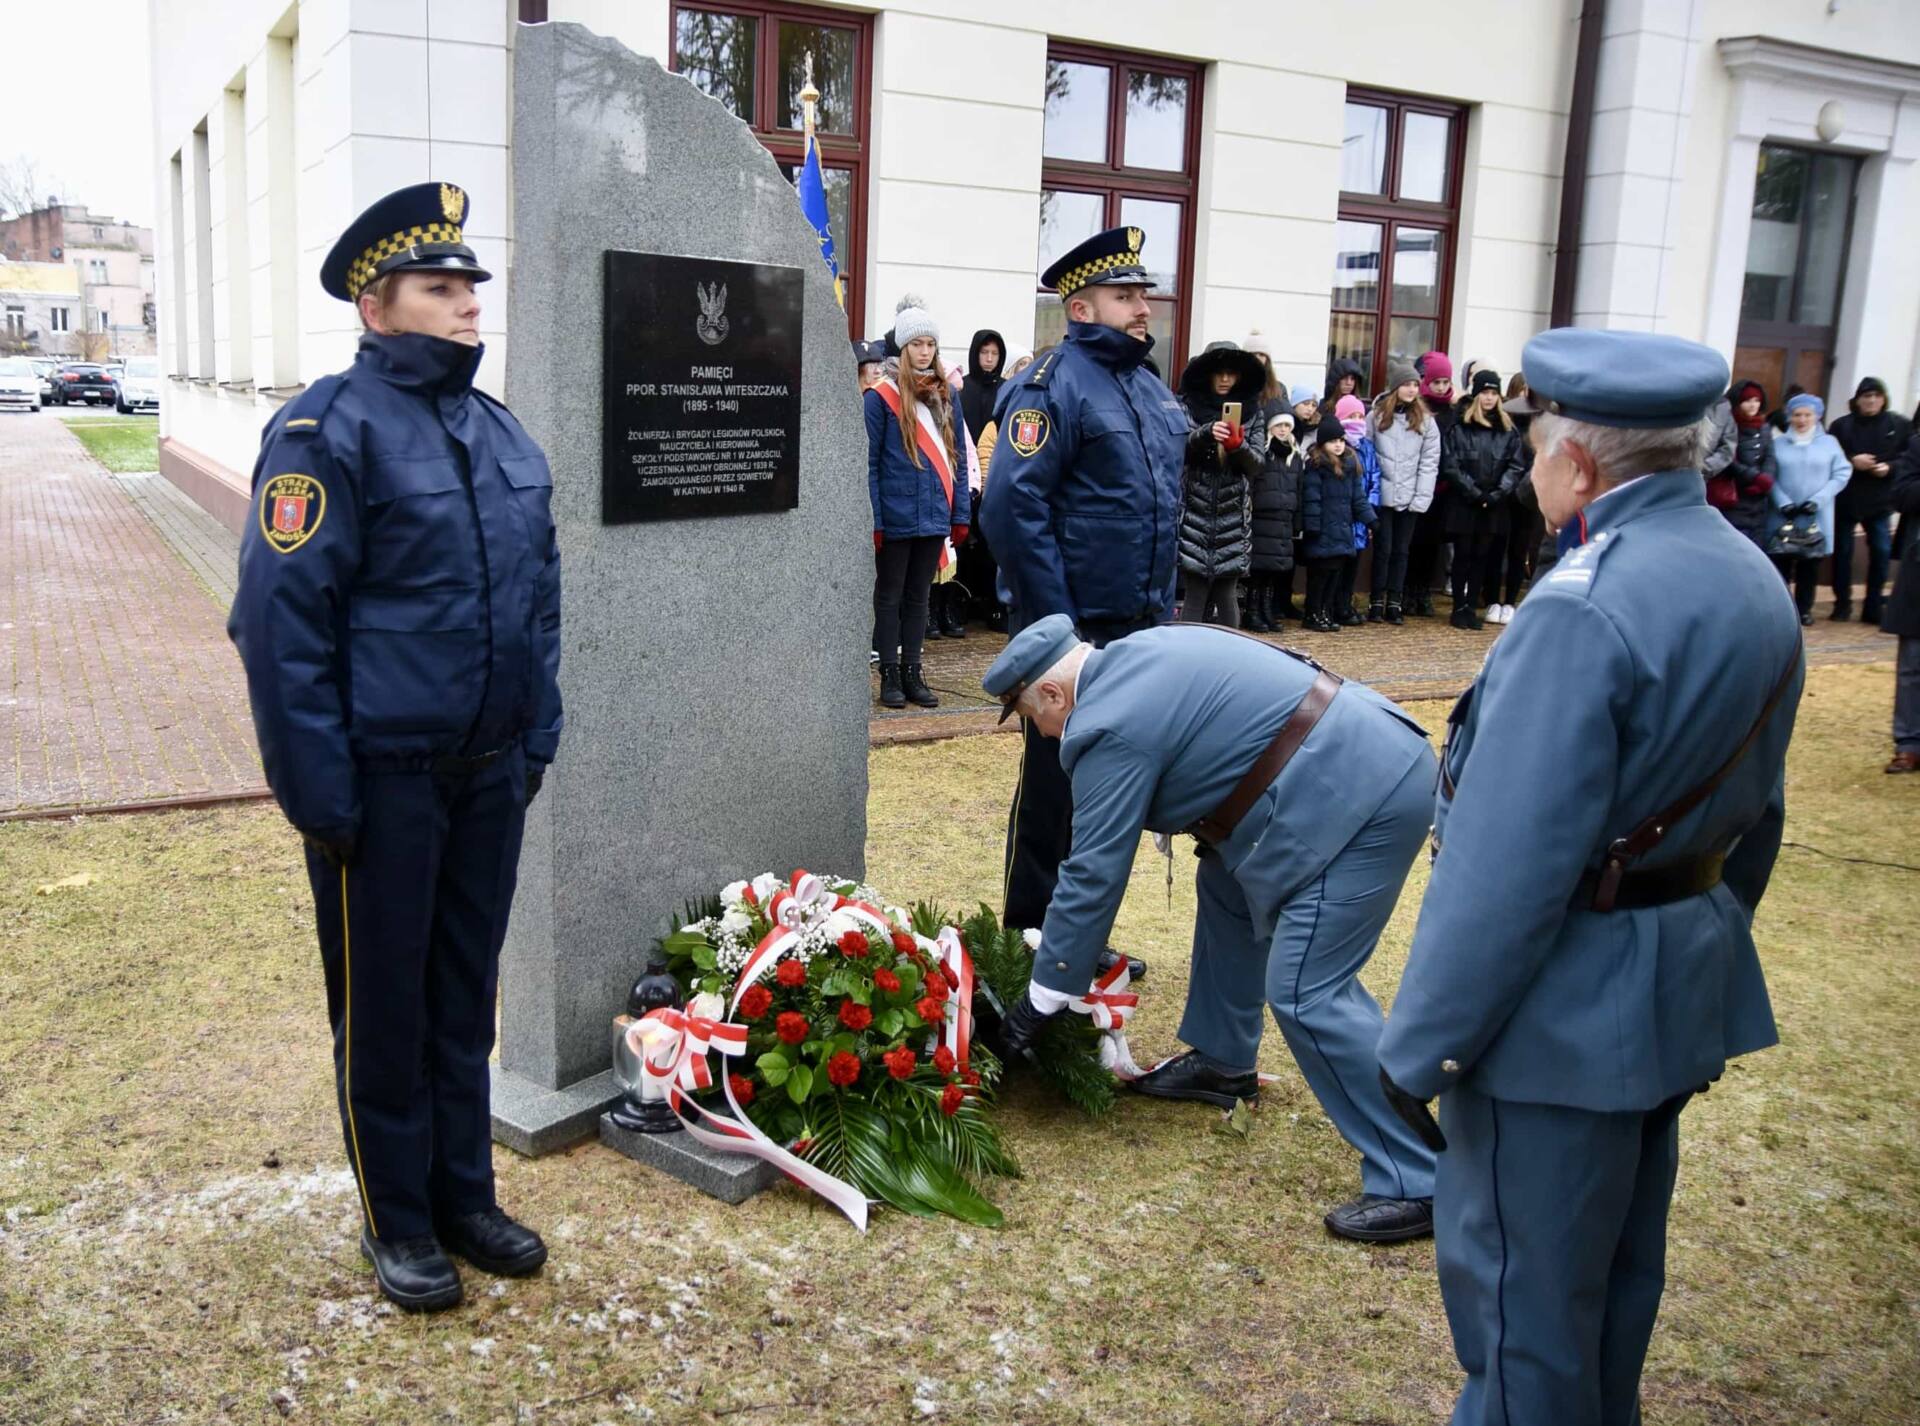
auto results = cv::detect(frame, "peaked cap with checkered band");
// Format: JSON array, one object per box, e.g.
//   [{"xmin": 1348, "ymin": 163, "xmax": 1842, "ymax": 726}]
[
  {"xmin": 1040, "ymin": 225, "xmax": 1154, "ymax": 300},
  {"xmin": 320, "ymin": 182, "xmax": 491, "ymax": 303}
]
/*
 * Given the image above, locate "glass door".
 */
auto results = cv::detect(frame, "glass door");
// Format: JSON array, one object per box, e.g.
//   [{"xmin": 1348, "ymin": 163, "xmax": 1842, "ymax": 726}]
[{"xmin": 1733, "ymin": 143, "xmax": 1858, "ymax": 408}]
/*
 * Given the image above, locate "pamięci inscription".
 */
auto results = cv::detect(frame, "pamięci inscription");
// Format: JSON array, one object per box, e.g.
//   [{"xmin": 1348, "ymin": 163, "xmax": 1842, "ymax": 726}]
[{"xmin": 602, "ymin": 250, "xmax": 804, "ymax": 523}]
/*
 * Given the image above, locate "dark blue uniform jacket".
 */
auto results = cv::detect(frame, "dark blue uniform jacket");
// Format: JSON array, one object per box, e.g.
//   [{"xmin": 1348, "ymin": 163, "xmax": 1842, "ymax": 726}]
[
  {"xmin": 228, "ymin": 332, "xmax": 563, "ymax": 842},
  {"xmin": 979, "ymin": 322, "xmax": 1184, "ymax": 635}
]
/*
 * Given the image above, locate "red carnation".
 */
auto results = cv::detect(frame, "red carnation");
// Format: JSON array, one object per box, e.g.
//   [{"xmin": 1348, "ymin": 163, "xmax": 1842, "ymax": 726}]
[
  {"xmin": 729, "ymin": 1073, "xmax": 755, "ymax": 1106},
  {"xmin": 792, "ymin": 1136, "xmax": 813, "ymax": 1155},
  {"xmin": 775, "ymin": 1011, "xmax": 809, "ymax": 1045},
  {"xmin": 737, "ymin": 984, "xmax": 773, "ymax": 1020},
  {"xmin": 837, "ymin": 1001, "xmax": 873, "ymax": 1032},
  {"xmin": 837, "ymin": 929, "xmax": 870, "ymax": 958},
  {"xmin": 826, "ymin": 1051, "xmax": 862, "ymax": 1087},
  {"xmin": 924, "ymin": 970, "xmax": 950, "ymax": 1000},
  {"xmin": 884, "ymin": 1046, "xmax": 916, "ymax": 1080},
  {"xmin": 890, "ymin": 930, "xmax": 916, "ymax": 955},
  {"xmin": 741, "ymin": 885, "xmax": 759, "ymax": 907},
  {"xmin": 940, "ymin": 1082, "xmax": 965, "ymax": 1116},
  {"xmin": 775, "ymin": 959, "xmax": 806, "ymax": 988},
  {"xmin": 932, "ymin": 1045, "xmax": 956, "ymax": 1076},
  {"xmin": 961, "ymin": 1068, "xmax": 981, "ymax": 1087},
  {"xmin": 873, "ymin": 968, "xmax": 901, "ymax": 993},
  {"xmin": 916, "ymin": 996, "xmax": 946, "ymax": 1024}
]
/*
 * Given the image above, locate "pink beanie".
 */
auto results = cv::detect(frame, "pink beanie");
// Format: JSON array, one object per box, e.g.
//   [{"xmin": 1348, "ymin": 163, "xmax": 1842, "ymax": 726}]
[
  {"xmin": 1334, "ymin": 394, "xmax": 1366, "ymax": 422},
  {"xmin": 1417, "ymin": 350, "xmax": 1453, "ymax": 399}
]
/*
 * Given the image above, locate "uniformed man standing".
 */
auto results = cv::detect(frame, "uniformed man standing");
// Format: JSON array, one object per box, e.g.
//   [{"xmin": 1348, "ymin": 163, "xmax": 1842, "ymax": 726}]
[
  {"xmin": 978, "ymin": 226, "xmax": 1186, "ymax": 934},
  {"xmin": 986, "ymin": 617, "xmax": 1441, "ymax": 1241},
  {"xmin": 1378, "ymin": 330, "xmax": 1804, "ymax": 1423},
  {"xmin": 229, "ymin": 184, "xmax": 562, "ymax": 1312}
]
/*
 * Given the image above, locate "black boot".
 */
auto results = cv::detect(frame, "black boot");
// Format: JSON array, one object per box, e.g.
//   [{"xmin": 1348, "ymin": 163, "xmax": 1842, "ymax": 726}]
[
  {"xmin": 925, "ymin": 587, "xmax": 949, "ymax": 638},
  {"xmin": 1277, "ymin": 585, "xmax": 1301, "ymax": 621},
  {"xmin": 940, "ymin": 585, "xmax": 968, "ymax": 639},
  {"xmin": 1339, "ymin": 602, "xmax": 1365, "ymax": 627},
  {"xmin": 1366, "ymin": 599, "xmax": 1385, "ymax": 623},
  {"xmin": 1410, "ymin": 590, "xmax": 1433, "ymax": 617},
  {"xmin": 361, "ymin": 1229, "xmax": 463, "ymax": 1312},
  {"xmin": 436, "ymin": 1207, "xmax": 548, "ymax": 1277},
  {"xmin": 1129, "ymin": 1049, "xmax": 1259, "ymax": 1109},
  {"xmin": 1385, "ymin": 598, "xmax": 1404, "ymax": 625},
  {"xmin": 878, "ymin": 662, "xmax": 906, "ymax": 709},
  {"xmin": 1829, "ymin": 599, "xmax": 1853, "ymax": 622},
  {"xmin": 901, "ymin": 663, "xmax": 939, "ymax": 708},
  {"xmin": 1863, "ymin": 599, "xmax": 1884, "ymax": 626},
  {"xmin": 1450, "ymin": 604, "xmax": 1483, "ymax": 631},
  {"xmin": 1246, "ymin": 579, "xmax": 1273, "ymax": 632}
]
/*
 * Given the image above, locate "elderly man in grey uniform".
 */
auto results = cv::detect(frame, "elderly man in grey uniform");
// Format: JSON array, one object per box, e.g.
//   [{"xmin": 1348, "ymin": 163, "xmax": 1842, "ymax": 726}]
[
  {"xmin": 1378, "ymin": 329, "xmax": 1804, "ymax": 1426},
  {"xmin": 985, "ymin": 616, "xmax": 1440, "ymax": 1241}
]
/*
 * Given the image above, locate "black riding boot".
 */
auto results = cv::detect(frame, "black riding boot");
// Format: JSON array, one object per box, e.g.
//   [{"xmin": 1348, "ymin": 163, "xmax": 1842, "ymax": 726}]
[
  {"xmin": 940, "ymin": 584, "xmax": 968, "ymax": 638},
  {"xmin": 878, "ymin": 662, "xmax": 906, "ymax": 709},
  {"xmin": 901, "ymin": 663, "xmax": 939, "ymax": 708}
]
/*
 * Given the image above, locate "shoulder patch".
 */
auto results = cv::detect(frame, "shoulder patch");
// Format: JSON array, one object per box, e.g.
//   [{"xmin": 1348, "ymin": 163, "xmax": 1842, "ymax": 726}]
[
  {"xmin": 1005, "ymin": 408, "xmax": 1050, "ymax": 457},
  {"xmin": 259, "ymin": 472, "xmax": 326, "ymax": 554},
  {"xmin": 1543, "ymin": 527, "xmax": 1621, "ymax": 594}
]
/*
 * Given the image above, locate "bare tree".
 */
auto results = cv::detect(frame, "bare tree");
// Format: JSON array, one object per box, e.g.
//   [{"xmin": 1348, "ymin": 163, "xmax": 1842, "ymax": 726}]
[{"xmin": 0, "ymin": 154, "xmax": 68, "ymax": 222}]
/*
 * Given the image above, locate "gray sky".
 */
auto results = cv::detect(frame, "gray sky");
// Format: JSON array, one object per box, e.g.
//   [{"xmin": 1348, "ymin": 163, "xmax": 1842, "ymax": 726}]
[{"xmin": 3, "ymin": 2, "xmax": 155, "ymax": 227}]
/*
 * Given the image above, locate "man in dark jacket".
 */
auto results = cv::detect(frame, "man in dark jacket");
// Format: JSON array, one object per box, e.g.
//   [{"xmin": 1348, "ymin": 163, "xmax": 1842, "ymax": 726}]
[
  {"xmin": 1887, "ymin": 431, "xmax": 1920, "ymax": 773},
  {"xmin": 980, "ymin": 224, "xmax": 1186, "ymax": 931},
  {"xmin": 1176, "ymin": 342, "xmax": 1266, "ymax": 626},
  {"xmin": 1828, "ymin": 376, "xmax": 1913, "ymax": 622}
]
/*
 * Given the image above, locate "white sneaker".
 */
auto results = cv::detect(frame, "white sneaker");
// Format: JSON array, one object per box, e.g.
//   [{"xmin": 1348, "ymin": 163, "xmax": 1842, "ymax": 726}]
[{"xmin": 1488, "ymin": 604, "xmax": 1508, "ymax": 625}]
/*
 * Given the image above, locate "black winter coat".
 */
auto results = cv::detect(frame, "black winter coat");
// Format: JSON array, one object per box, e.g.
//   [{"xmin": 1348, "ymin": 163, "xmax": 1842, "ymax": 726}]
[
  {"xmin": 1719, "ymin": 420, "xmax": 1778, "ymax": 546},
  {"xmin": 1300, "ymin": 448, "xmax": 1375, "ymax": 562},
  {"xmin": 1250, "ymin": 437, "xmax": 1302, "ymax": 572},
  {"xmin": 1886, "ymin": 434, "xmax": 1920, "ymax": 638},
  {"xmin": 1830, "ymin": 407, "xmax": 1914, "ymax": 522},
  {"xmin": 1177, "ymin": 424, "xmax": 1259, "ymax": 578},
  {"xmin": 1444, "ymin": 416, "xmax": 1525, "ymax": 539}
]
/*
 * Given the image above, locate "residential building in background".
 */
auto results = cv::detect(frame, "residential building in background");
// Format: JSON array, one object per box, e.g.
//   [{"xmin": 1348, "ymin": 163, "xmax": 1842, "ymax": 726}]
[
  {"xmin": 0, "ymin": 261, "xmax": 84, "ymax": 358},
  {"xmin": 147, "ymin": 0, "xmax": 1920, "ymax": 535},
  {"xmin": 0, "ymin": 201, "xmax": 157, "ymax": 357}
]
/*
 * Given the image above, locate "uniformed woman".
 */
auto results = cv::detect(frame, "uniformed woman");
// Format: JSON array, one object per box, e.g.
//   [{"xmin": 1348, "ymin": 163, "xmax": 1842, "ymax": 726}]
[{"xmin": 228, "ymin": 183, "xmax": 562, "ymax": 1312}]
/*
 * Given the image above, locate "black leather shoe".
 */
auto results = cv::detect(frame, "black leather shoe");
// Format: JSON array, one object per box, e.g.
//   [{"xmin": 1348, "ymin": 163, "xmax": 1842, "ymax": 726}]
[
  {"xmin": 1095, "ymin": 946, "xmax": 1147, "ymax": 983},
  {"xmin": 1323, "ymin": 1194, "xmax": 1434, "ymax": 1243},
  {"xmin": 436, "ymin": 1207, "xmax": 548, "ymax": 1277},
  {"xmin": 361, "ymin": 1229, "xmax": 463, "ymax": 1311},
  {"xmin": 1128, "ymin": 1049, "xmax": 1258, "ymax": 1109},
  {"xmin": 1828, "ymin": 600, "xmax": 1852, "ymax": 622}
]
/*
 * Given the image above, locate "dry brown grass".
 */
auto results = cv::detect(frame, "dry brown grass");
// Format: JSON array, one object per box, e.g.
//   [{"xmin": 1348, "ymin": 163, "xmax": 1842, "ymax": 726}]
[{"xmin": 1, "ymin": 664, "xmax": 1915, "ymax": 1424}]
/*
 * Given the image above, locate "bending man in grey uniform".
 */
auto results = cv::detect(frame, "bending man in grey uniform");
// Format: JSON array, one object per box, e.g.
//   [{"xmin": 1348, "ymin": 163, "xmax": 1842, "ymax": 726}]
[
  {"xmin": 1379, "ymin": 328, "xmax": 1803, "ymax": 1426},
  {"xmin": 986, "ymin": 616, "xmax": 1440, "ymax": 1241}
]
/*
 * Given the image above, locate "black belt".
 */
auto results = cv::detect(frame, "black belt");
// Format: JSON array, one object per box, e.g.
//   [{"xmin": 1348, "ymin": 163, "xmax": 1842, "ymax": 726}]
[
  {"xmin": 361, "ymin": 744, "xmax": 513, "ymax": 776},
  {"xmin": 1574, "ymin": 852, "xmax": 1726, "ymax": 910}
]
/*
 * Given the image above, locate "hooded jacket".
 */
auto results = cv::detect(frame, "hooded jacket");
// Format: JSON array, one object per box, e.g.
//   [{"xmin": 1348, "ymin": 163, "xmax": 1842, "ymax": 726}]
[
  {"xmin": 1175, "ymin": 344, "xmax": 1265, "ymax": 580},
  {"xmin": 1828, "ymin": 377, "xmax": 1914, "ymax": 522},
  {"xmin": 1250, "ymin": 430, "xmax": 1302, "ymax": 573},
  {"xmin": 1323, "ymin": 356, "xmax": 1365, "ymax": 407},
  {"xmin": 958, "ymin": 328, "xmax": 1007, "ymax": 444}
]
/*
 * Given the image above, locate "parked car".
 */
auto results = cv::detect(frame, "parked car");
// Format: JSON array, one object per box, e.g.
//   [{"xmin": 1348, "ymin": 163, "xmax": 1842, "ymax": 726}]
[
  {"xmin": 52, "ymin": 363, "xmax": 116, "ymax": 406},
  {"xmin": 115, "ymin": 356, "xmax": 160, "ymax": 413},
  {"xmin": 29, "ymin": 358, "xmax": 57, "ymax": 402},
  {"xmin": 0, "ymin": 358, "xmax": 42, "ymax": 412}
]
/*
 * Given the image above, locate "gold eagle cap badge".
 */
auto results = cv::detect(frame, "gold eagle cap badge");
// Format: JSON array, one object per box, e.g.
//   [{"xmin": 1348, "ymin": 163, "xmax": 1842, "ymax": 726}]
[
  {"xmin": 1127, "ymin": 227, "xmax": 1143, "ymax": 254},
  {"xmin": 440, "ymin": 183, "xmax": 466, "ymax": 224}
]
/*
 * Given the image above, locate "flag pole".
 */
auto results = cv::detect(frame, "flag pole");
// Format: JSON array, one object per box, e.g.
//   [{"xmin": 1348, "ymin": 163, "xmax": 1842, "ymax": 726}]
[{"xmin": 800, "ymin": 51, "xmax": 819, "ymax": 142}]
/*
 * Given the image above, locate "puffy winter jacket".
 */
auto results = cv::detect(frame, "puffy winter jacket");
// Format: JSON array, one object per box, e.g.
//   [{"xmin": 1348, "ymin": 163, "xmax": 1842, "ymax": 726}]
[
  {"xmin": 1250, "ymin": 437, "xmax": 1301, "ymax": 572},
  {"xmin": 1300, "ymin": 448, "xmax": 1376, "ymax": 562},
  {"xmin": 1371, "ymin": 407, "xmax": 1440, "ymax": 513},
  {"xmin": 1443, "ymin": 416, "xmax": 1525, "ymax": 539},
  {"xmin": 1176, "ymin": 422, "xmax": 1259, "ymax": 579}
]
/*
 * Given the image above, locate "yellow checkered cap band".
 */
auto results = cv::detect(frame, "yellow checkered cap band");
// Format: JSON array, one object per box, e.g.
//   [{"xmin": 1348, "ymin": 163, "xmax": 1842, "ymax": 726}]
[
  {"xmin": 346, "ymin": 223, "xmax": 466, "ymax": 300},
  {"xmin": 1055, "ymin": 247, "xmax": 1149, "ymax": 298}
]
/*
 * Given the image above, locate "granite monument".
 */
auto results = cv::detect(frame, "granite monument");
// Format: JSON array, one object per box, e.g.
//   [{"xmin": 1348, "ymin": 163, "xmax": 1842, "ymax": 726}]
[{"xmin": 492, "ymin": 21, "xmax": 870, "ymax": 1160}]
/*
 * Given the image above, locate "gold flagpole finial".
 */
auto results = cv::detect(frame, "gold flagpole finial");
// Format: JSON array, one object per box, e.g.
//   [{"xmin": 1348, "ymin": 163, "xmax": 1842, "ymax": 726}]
[{"xmin": 799, "ymin": 50, "xmax": 819, "ymax": 139}]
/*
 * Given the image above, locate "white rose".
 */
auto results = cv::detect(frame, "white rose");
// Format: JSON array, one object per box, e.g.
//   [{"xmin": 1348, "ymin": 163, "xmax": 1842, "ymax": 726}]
[
  {"xmin": 1022, "ymin": 927, "xmax": 1044, "ymax": 950},
  {"xmin": 688, "ymin": 991, "xmax": 726, "ymax": 1022},
  {"xmin": 720, "ymin": 880, "xmax": 749, "ymax": 908},
  {"xmin": 821, "ymin": 910, "xmax": 858, "ymax": 942},
  {"xmin": 719, "ymin": 909, "xmax": 751, "ymax": 936},
  {"xmin": 751, "ymin": 873, "xmax": 781, "ymax": 903}
]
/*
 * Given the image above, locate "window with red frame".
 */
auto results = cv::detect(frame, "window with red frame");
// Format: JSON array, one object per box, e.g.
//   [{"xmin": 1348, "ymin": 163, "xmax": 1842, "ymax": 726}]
[
  {"xmin": 1035, "ymin": 42, "xmax": 1201, "ymax": 383},
  {"xmin": 1328, "ymin": 90, "xmax": 1466, "ymax": 395},
  {"xmin": 669, "ymin": 1, "xmax": 872, "ymax": 332}
]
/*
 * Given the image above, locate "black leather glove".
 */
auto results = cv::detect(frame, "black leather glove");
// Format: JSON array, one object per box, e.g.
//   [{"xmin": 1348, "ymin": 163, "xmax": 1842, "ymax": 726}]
[
  {"xmin": 1000, "ymin": 990, "xmax": 1060, "ymax": 1060},
  {"xmin": 1379, "ymin": 1067, "xmax": 1447, "ymax": 1153},
  {"xmin": 525, "ymin": 767, "xmax": 545, "ymax": 808},
  {"xmin": 302, "ymin": 830, "xmax": 358, "ymax": 869}
]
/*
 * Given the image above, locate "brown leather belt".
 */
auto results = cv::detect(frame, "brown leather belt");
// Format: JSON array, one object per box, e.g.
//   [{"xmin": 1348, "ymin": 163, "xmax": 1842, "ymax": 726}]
[
  {"xmin": 1185, "ymin": 669, "xmax": 1342, "ymax": 846},
  {"xmin": 1574, "ymin": 852, "xmax": 1726, "ymax": 910}
]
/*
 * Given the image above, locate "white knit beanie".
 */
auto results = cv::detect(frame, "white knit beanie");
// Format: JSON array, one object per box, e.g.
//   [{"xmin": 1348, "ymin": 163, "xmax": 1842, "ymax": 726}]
[{"xmin": 893, "ymin": 292, "xmax": 938, "ymax": 349}]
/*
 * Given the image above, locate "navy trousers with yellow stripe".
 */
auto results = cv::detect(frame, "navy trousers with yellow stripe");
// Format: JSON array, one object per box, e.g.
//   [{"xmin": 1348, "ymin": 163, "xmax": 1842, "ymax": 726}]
[{"xmin": 304, "ymin": 751, "xmax": 527, "ymax": 1242}]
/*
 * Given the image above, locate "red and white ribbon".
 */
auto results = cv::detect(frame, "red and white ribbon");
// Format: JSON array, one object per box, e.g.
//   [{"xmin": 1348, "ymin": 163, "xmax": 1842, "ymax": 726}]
[
  {"xmin": 1065, "ymin": 956, "xmax": 1152, "ymax": 1081},
  {"xmin": 930, "ymin": 926, "xmax": 976, "ymax": 1072},
  {"xmin": 627, "ymin": 1006, "xmax": 747, "ymax": 1097}
]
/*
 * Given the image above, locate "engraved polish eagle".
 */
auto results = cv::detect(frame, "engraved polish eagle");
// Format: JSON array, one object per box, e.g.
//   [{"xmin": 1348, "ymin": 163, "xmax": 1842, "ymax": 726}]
[{"xmin": 696, "ymin": 280, "xmax": 730, "ymax": 345}]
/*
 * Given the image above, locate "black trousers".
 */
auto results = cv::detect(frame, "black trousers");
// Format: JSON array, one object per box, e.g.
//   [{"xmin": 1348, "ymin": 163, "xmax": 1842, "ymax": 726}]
[
  {"xmin": 873, "ymin": 535, "xmax": 943, "ymax": 664},
  {"xmin": 1002, "ymin": 617, "xmax": 1153, "ymax": 929},
  {"xmin": 1371, "ymin": 507, "xmax": 1419, "ymax": 603},
  {"xmin": 1450, "ymin": 531, "xmax": 1503, "ymax": 610},
  {"xmin": 1502, "ymin": 508, "xmax": 1544, "ymax": 604},
  {"xmin": 1773, "ymin": 554, "xmax": 1820, "ymax": 616},
  {"xmin": 1407, "ymin": 502, "xmax": 1446, "ymax": 599},
  {"xmin": 1306, "ymin": 557, "xmax": 1349, "ymax": 620},
  {"xmin": 305, "ymin": 750, "xmax": 529, "ymax": 1242}
]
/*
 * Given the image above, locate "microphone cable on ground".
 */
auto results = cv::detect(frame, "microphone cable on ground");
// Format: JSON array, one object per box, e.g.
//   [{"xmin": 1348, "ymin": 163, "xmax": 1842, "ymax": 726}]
[{"xmin": 1780, "ymin": 841, "xmax": 1920, "ymax": 875}]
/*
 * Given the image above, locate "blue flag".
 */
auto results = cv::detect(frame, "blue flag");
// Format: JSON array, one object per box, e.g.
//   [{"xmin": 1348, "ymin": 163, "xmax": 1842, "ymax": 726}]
[{"xmin": 796, "ymin": 131, "xmax": 843, "ymax": 308}]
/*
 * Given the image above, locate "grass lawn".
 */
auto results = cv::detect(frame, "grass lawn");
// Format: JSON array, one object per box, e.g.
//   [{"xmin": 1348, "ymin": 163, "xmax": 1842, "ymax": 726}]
[
  {"xmin": 58, "ymin": 413, "xmax": 160, "ymax": 472},
  {"xmin": 2, "ymin": 664, "xmax": 1916, "ymax": 1424}
]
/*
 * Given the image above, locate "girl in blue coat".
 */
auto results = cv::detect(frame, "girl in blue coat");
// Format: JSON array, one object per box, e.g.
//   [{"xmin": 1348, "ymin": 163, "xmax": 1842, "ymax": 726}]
[
  {"xmin": 866, "ymin": 297, "xmax": 970, "ymax": 708},
  {"xmin": 1300, "ymin": 413, "xmax": 1377, "ymax": 632},
  {"xmin": 1769, "ymin": 392, "xmax": 1851, "ymax": 624}
]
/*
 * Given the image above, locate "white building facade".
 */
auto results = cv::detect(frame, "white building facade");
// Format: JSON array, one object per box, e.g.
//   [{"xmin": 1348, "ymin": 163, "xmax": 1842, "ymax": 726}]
[{"xmin": 149, "ymin": 0, "xmax": 1920, "ymax": 531}]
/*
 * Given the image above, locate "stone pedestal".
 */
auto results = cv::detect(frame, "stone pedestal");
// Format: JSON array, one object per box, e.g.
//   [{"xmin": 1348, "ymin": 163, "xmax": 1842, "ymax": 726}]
[
  {"xmin": 597, "ymin": 1114, "xmax": 781, "ymax": 1204},
  {"xmin": 491, "ymin": 21, "xmax": 870, "ymax": 1159}
]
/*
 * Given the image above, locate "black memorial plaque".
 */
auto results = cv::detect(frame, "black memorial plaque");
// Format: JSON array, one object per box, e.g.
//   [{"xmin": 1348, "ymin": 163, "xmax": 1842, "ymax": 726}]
[{"xmin": 602, "ymin": 250, "xmax": 804, "ymax": 523}]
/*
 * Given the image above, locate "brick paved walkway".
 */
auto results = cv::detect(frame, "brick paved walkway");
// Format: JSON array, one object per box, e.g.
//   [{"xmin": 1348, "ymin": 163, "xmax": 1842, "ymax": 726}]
[{"xmin": 0, "ymin": 411, "xmax": 261, "ymax": 813}]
